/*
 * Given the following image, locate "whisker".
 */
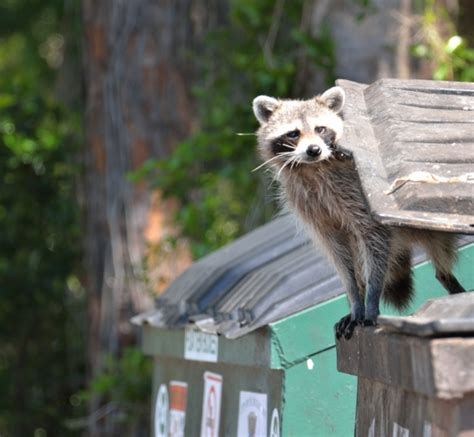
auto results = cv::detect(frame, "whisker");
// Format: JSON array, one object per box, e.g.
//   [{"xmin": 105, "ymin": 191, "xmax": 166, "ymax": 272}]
[
  {"xmin": 251, "ymin": 151, "xmax": 294, "ymax": 172},
  {"xmin": 236, "ymin": 132, "xmax": 256, "ymax": 136},
  {"xmin": 252, "ymin": 155, "xmax": 282, "ymax": 172},
  {"xmin": 276, "ymin": 155, "xmax": 296, "ymax": 179},
  {"xmin": 290, "ymin": 156, "xmax": 299, "ymax": 170}
]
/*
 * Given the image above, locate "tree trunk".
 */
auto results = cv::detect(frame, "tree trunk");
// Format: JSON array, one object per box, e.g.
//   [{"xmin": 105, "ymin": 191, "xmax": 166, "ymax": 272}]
[
  {"xmin": 458, "ymin": 0, "xmax": 474, "ymax": 46},
  {"xmin": 81, "ymin": 0, "xmax": 227, "ymax": 434}
]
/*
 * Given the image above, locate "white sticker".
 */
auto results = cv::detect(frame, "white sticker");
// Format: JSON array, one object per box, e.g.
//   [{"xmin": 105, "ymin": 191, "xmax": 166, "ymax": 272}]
[
  {"xmin": 154, "ymin": 384, "xmax": 169, "ymax": 437},
  {"xmin": 393, "ymin": 423, "xmax": 410, "ymax": 437},
  {"xmin": 237, "ymin": 391, "xmax": 268, "ymax": 437},
  {"xmin": 200, "ymin": 371, "xmax": 223, "ymax": 437},
  {"xmin": 169, "ymin": 381, "xmax": 188, "ymax": 437},
  {"xmin": 269, "ymin": 408, "xmax": 280, "ymax": 437},
  {"xmin": 185, "ymin": 327, "xmax": 218, "ymax": 362}
]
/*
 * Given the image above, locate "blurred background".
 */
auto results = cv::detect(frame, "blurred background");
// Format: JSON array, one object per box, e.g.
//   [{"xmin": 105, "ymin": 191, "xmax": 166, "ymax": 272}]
[{"xmin": 0, "ymin": 0, "xmax": 472, "ymax": 435}]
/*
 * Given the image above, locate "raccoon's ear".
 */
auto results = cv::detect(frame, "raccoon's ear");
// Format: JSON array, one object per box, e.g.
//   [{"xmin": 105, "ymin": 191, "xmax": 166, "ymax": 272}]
[
  {"xmin": 320, "ymin": 86, "xmax": 345, "ymax": 113},
  {"xmin": 253, "ymin": 96, "xmax": 280, "ymax": 124}
]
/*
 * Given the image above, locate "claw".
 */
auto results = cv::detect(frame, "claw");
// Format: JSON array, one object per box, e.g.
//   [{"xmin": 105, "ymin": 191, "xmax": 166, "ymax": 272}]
[
  {"xmin": 360, "ymin": 319, "xmax": 376, "ymax": 327},
  {"xmin": 343, "ymin": 320, "xmax": 358, "ymax": 339},
  {"xmin": 334, "ymin": 314, "xmax": 352, "ymax": 339},
  {"xmin": 334, "ymin": 314, "xmax": 377, "ymax": 340}
]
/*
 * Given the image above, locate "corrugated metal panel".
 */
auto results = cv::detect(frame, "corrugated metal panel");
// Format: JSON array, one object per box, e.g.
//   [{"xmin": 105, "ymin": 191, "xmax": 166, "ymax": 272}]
[
  {"xmin": 131, "ymin": 214, "xmax": 345, "ymax": 336},
  {"xmin": 337, "ymin": 78, "xmax": 474, "ymax": 233},
  {"xmin": 148, "ymin": 214, "xmax": 309, "ymax": 327}
]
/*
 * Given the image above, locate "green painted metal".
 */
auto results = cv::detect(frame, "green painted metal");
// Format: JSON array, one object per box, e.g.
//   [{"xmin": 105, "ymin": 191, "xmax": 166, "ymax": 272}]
[
  {"xmin": 270, "ymin": 297, "xmax": 350, "ymax": 369},
  {"xmin": 282, "ymin": 347, "xmax": 356, "ymax": 437}
]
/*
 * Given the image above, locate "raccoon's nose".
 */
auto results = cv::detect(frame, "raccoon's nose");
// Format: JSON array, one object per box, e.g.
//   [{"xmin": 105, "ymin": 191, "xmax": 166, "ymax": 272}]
[{"xmin": 306, "ymin": 145, "xmax": 321, "ymax": 157}]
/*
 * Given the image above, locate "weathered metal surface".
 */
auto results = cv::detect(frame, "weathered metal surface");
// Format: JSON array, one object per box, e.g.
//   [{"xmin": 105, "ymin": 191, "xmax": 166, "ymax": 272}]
[
  {"xmin": 133, "ymin": 214, "xmax": 347, "ymax": 338},
  {"xmin": 336, "ymin": 326, "xmax": 474, "ymax": 399},
  {"xmin": 152, "ymin": 214, "xmax": 310, "ymax": 327},
  {"xmin": 355, "ymin": 379, "xmax": 474, "ymax": 437},
  {"xmin": 337, "ymin": 78, "xmax": 474, "ymax": 234},
  {"xmin": 336, "ymin": 315, "xmax": 474, "ymax": 436},
  {"xmin": 378, "ymin": 293, "xmax": 474, "ymax": 336}
]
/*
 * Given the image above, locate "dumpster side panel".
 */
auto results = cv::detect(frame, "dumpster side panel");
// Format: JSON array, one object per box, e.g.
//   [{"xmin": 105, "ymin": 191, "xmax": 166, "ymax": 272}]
[
  {"xmin": 270, "ymin": 297, "xmax": 350, "ymax": 368},
  {"xmin": 151, "ymin": 357, "xmax": 284, "ymax": 436},
  {"xmin": 282, "ymin": 347, "xmax": 356, "ymax": 437}
]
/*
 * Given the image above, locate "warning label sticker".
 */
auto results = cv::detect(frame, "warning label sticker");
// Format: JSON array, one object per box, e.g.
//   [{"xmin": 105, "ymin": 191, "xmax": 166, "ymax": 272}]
[
  {"xmin": 154, "ymin": 384, "xmax": 169, "ymax": 437},
  {"xmin": 169, "ymin": 381, "xmax": 188, "ymax": 437},
  {"xmin": 200, "ymin": 371, "xmax": 223, "ymax": 437},
  {"xmin": 236, "ymin": 391, "xmax": 268, "ymax": 437}
]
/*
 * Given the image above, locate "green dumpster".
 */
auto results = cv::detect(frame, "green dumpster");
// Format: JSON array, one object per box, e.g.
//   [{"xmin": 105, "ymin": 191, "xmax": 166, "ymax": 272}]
[{"xmin": 133, "ymin": 215, "xmax": 474, "ymax": 437}]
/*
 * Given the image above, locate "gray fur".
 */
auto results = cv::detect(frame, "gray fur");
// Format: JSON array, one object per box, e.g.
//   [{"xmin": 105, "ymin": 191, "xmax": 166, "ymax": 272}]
[
  {"xmin": 252, "ymin": 88, "xmax": 465, "ymax": 339},
  {"xmin": 320, "ymin": 86, "xmax": 345, "ymax": 113},
  {"xmin": 253, "ymin": 96, "xmax": 281, "ymax": 124}
]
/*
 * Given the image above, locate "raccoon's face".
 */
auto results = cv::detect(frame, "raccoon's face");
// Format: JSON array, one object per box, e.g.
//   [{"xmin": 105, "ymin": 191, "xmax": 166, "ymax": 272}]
[{"xmin": 252, "ymin": 87, "xmax": 345, "ymax": 168}]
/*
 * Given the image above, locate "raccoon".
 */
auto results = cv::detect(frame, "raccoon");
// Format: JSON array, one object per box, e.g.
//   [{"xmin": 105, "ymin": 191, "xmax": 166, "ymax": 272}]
[{"xmin": 252, "ymin": 86, "xmax": 466, "ymax": 339}]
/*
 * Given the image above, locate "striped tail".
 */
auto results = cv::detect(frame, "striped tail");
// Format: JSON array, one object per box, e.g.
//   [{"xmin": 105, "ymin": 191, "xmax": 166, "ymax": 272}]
[{"xmin": 382, "ymin": 249, "xmax": 414, "ymax": 311}]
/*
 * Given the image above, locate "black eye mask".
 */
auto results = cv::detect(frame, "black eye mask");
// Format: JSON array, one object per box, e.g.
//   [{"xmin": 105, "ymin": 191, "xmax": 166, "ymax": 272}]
[
  {"xmin": 271, "ymin": 138, "xmax": 295, "ymax": 156},
  {"xmin": 319, "ymin": 128, "xmax": 337, "ymax": 147}
]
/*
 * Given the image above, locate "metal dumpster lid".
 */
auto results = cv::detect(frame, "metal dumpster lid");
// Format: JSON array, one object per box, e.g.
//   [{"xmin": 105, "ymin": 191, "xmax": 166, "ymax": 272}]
[
  {"xmin": 132, "ymin": 213, "xmax": 346, "ymax": 338},
  {"xmin": 337, "ymin": 78, "xmax": 474, "ymax": 234},
  {"xmin": 378, "ymin": 292, "xmax": 474, "ymax": 337}
]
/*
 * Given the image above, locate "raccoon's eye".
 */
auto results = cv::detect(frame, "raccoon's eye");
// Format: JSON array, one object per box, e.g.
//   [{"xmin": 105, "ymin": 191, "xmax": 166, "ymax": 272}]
[
  {"xmin": 286, "ymin": 130, "xmax": 300, "ymax": 139},
  {"xmin": 315, "ymin": 126, "xmax": 326, "ymax": 134}
]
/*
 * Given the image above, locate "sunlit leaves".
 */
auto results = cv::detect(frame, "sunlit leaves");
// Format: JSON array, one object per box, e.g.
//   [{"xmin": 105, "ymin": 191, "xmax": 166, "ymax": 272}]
[{"xmin": 412, "ymin": 1, "xmax": 474, "ymax": 82}]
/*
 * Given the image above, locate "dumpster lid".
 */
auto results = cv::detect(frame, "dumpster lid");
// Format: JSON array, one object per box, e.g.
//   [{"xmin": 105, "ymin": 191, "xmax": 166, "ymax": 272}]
[
  {"xmin": 378, "ymin": 292, "xmax": 474, "ymax": 337},
  {"xmin": 337, "ymin": 78, "xmax": 474, "ymax": 234},
  {"xmin": 132, "ymin": 214, "xmax": 345, "ymax": 338}
]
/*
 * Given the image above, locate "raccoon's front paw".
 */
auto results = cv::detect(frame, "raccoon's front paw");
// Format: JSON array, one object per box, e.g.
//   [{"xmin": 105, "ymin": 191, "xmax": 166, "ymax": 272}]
[
  {"xmin": 361, "ymin": 318, "xmax": 377, "ymax": 327},
  {"xmin": 334, "ymin": 314, "xmax": 359, "ymax": 340},
  {"xmin": 335, "ymin": 315, "xmax": 376, "ymax": 340}
]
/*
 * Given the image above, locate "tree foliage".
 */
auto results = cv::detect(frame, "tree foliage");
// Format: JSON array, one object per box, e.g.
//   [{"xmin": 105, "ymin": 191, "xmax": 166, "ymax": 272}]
[
  {"xmin": 413, "ymin": 0, "xmax": 474, "ymax": 81},
  {"xmin": 0, "ymin": 1, "xmax": 84, "ymax": 435},
  {"xmin": 72, "ymin": 348, "xmax": 151, "ymax": 434}
]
